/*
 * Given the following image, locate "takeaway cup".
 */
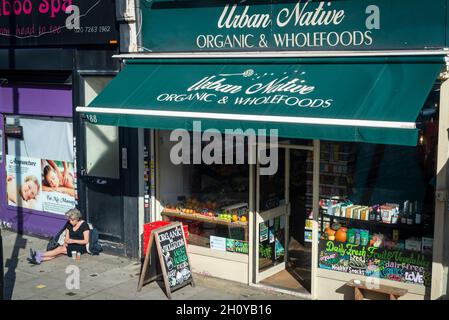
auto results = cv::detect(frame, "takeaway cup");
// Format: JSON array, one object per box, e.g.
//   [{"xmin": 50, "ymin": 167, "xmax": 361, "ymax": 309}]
[{"xmin": 71, "ymin": 251, "xmax": 77, "ymax": 259}]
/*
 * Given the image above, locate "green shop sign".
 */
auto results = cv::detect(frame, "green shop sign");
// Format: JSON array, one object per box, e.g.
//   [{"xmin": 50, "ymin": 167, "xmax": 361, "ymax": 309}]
[{"xmin": 140, "ymin": 0, "xmax": 449, "ymax": 52}]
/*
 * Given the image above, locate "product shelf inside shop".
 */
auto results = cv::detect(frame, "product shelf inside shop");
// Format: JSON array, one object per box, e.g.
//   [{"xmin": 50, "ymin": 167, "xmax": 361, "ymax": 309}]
[
  {"xmin": 306, "ymin": 160, "xmax": 353, "ymax": 165},
  {"xmin": 320, "ymin": 213, "xmax": 429, "ymax": 232},
  {"xmin": 306, "ymin": 193, "xmax": 347, "ymax": 198},
  {"xmin": 161, "ymin": 209, "xmax": 248, "ymax": 228},
  {"xmin": 306, "ymin": 171, "xmax": 350, "ymax": 177},
  {"xmin": 314, "ymin": 184, "xmax": 348, "ymax": 189}
]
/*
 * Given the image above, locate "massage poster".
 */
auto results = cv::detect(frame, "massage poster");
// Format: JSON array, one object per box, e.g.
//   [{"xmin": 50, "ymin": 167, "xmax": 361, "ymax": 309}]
[
  {"xmin": 5, "ymin": 155, "xmax": 76, "ymax": 215},
  {"xmin": 40, "ymin": 159, "xmax": 76, "ymax": 215},
  {"xmin": 6, "ymin": 155, "xmax": 43, "ymax": 211}
]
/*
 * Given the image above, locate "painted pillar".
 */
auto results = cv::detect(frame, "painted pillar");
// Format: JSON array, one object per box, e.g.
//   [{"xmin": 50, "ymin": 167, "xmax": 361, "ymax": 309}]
[
  {"xmin": 431, "ymin": 73, "xmax": 449, "ymax": 299},
  {"xmin": 311, "ymin": 139, "xmax": 320, "ymax": 299}
]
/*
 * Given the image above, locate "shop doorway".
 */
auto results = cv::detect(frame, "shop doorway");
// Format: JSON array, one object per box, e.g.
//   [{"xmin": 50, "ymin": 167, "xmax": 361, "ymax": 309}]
[{"xmin": 255, "ymin": 144, "xmax": 313, "ymax": 295}]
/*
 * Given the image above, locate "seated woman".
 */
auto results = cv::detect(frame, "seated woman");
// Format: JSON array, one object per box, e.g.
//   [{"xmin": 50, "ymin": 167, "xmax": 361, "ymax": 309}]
[{"xmin": 28, "ymin": 208, "xmax": 90, "ymax": 264}]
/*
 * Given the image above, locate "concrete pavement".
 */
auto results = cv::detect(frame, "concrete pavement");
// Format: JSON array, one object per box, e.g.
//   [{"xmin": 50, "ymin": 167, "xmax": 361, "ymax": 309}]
[{"xmin": 0, "ymin": 229, "xmax": 301, "ymax": 300}]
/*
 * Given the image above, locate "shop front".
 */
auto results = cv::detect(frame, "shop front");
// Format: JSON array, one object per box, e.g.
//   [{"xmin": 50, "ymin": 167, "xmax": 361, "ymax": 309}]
[
  {"xmin": 0, "ymin": 85, "xmax": 75, "ymax": 236},
  {"xmin": 0, "ymin": 1, "xmax": 120, "ymax": 240},
  {"xmin": 76, "ymin": 0, "xmax": 449, "ymax": 299}
]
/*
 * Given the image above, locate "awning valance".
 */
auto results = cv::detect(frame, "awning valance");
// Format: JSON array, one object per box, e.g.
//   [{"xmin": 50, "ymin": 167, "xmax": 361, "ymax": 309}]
[{"xmin": 77, "ymin": 56, "xmax": 444, "ymax": 146}]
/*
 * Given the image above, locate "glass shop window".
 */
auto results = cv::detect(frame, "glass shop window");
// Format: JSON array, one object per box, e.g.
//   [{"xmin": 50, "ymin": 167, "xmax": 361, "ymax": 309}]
[
  {"xmin": 159, "ymin": 130, "xmax": 250, "ymax": 254},
  {"xmin": 317, "ymin": 108, "xmax": 437, "ymax": 286}
]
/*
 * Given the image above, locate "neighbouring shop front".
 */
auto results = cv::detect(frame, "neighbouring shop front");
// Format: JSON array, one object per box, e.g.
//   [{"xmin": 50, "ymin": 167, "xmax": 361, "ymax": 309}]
[
  {"xmin": 77, "ymin": 0, "xmax": 449, "ymax": 299},
  {"xmin": 0, "ymin": 1, "xmax": 126, "ymax": 251}
]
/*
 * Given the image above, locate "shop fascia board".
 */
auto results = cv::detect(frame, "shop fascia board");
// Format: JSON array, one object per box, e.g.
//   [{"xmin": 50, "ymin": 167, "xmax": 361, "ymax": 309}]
[{"xmin": 114, "ymin": 49, "xmax": 449, "ymax": 60}]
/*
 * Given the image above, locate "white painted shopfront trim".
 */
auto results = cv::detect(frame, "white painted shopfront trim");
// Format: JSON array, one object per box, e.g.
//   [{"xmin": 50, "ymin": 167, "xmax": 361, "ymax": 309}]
[
  {"xmin": 115, "ymin": 50, "xmax": 448, "ymax": 60},
  {"xmin": 249, "ymin": 283, "xmax": 312, "ymax": 300},
  {"xmin": 76, "ymin": 107, "xmax": 416, "ymax": 130}
]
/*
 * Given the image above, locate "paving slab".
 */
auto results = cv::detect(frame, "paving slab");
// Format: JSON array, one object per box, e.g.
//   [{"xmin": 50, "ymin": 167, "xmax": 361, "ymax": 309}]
[{"xmin": 1, "ymin": 229, "xmax": 303, "ymax": 300}]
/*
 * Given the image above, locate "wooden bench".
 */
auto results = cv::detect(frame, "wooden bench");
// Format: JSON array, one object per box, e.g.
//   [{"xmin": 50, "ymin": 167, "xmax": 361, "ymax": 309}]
[{"xmin": 345, "ymin": 279, "xmax": 408, "ymax": 300}]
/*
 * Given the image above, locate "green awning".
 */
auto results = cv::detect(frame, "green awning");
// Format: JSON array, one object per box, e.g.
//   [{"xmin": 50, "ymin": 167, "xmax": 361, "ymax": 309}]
[{"xmin": 78, "ymin": 56, "xmax": 444, "ymax": 146}]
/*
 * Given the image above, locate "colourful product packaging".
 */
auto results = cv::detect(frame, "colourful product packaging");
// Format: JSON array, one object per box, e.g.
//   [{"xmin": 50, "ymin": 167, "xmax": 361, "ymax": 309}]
[
  {"xmin": 355, "ymin": 230, "xmax": 361, "ymax": 245},
  {"xmin": 421, "ymin": 237, "xmax": 433, "ymax": 255},
  {"xmin": 392, "ymin": 229, "xmax": 400, "ymax": 242},
  {"xmin": 351, "ymin": 206, "xmax": 362, "ymax": 220},
  {"xmin": 360, "ymin": 230, "xmax": 369, "ymax": 246},
  {"xmin": 347, "ymin": 229, "xmax": 356, "ymax": 244},
  {"xmin": 345, "ymin": 206, "xmax": 354, "ymax": 219},
  {"xmin": 334, "ymin": 204, "xmax": 341, "ymax": 217},
  {"xmin": 405, "ymin": 238, "xmax": 421, "ymax": 252},
  {"xmin": 360, "ymin": 207, "xmax": 370, "ymax": 221}
]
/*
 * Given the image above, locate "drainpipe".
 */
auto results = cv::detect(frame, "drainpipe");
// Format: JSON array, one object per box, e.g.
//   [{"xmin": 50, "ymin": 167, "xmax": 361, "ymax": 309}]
[
  {"xmin": 116, "ymin": 0, "xmax": 139, "ymax": 53},
  {"xmin": 135, "ymin": 0, "xmax": 143, "ymax": 52}
]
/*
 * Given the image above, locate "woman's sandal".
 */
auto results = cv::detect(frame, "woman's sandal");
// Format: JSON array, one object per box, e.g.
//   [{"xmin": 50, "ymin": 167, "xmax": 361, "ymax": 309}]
[{"xmin": 27, "ymin": 256, "xmax": 41, "ymax": 265}]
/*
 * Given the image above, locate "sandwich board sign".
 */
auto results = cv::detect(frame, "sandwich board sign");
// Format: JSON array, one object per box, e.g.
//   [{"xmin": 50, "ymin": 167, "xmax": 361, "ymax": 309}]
[{"xmin": 137, "ymin": 222, "xmax": 194, "ymax": 299}]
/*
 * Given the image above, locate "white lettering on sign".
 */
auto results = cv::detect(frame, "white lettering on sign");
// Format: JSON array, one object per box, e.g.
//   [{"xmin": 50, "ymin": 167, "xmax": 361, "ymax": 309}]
[
  {"xmin": 157, "ymin": 69, "xmax": 333, "ymax": 110},
  {"xmin": 188, "ymin": 76, "xmax": 242, "ymax": 94},
  {"xmin": 277, "ymin": 1, "xmax": 345, "ymax": 28},
  {"xmin": 218, "ymin": 4, "xmax": 271, "ymax": 29},
  {"xmin": 245, "ymin": 77, "xmax": 315, "ymax": 95},
  {"xmin": 202, "ymin": 1, "xmax": 381, "ymax": 50},
  {"xmin": 405, "ymin": 271, "xmax": 424, "ymax": 284},
  {"xmin": 196, "ymin": 34, "xmax": 255, "ymax": 49},
  {"xmin": 158, "ymin": 228, "xmax": 183, "ymax": 242}
]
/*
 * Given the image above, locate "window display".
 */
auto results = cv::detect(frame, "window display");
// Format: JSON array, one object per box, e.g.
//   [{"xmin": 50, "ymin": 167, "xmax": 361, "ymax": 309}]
[
  {"xmin": 317, "ymin": 136, "xmax": 436, "ymax": 287},
  {"xmin": 159, "ymin": 131, "xmax": 249, "ymax": 253}
]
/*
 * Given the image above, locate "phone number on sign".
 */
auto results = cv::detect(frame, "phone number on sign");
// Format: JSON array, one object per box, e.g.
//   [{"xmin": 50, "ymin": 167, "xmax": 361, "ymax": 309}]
[{"xmin": 74, "ymin": 26, "xmax": 111, "ymax": 33}]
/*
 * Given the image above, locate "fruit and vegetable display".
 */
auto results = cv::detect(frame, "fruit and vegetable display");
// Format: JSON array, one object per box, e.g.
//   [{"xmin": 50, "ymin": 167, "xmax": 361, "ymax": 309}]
[
  {"xmin": 322, "ymin": 222, "xmax": 372, "ymax": 247},
  {"xmin": 164, "ymin": 197, "xmax": 249, "ymax": 224}
]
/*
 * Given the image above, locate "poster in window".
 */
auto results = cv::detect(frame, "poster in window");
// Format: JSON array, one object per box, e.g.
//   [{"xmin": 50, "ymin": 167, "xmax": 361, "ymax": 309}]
[
  {"xmin": 275, "ymin": 238, "xmax": 285, "ymax": 260},
  {"xmin": 6, "ymin": 155, "xmax": 43, "ymax": 211},
  {"xmin": 41, "ymin": 159, "xmax": 76, "ymax": 215}
]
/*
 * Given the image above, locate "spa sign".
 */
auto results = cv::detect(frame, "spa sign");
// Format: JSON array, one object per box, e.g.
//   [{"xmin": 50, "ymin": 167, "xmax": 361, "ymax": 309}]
[
  {"xmin": 0, "ymin": 0, "xmax": 118, "ymax": 46},
  {"xmin": 140, "ymin": 0, "xmax": 448, "ymax": 52}
]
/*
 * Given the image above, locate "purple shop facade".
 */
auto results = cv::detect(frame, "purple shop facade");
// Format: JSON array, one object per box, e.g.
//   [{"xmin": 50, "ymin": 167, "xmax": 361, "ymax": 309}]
[{"xmin": 0, "ymin": 86, "xmax": 73, "ymax": 237}]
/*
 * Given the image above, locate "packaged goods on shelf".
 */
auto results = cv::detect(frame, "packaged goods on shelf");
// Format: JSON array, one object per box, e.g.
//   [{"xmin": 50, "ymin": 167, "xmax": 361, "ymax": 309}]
[
  {"xmin": 381, "ymin": 203, "xmax": 399, "ymax": 224},
  {"xmin": 421, "ymin": 237, "xmax": 433, "ymax": 255},
  {"xmin": 360, "ymin": 207, "xmax": 370, "ymax": 221},
  {"xmin": 405, "ymin": 238, "xmax": 422, "ymax": 252},
  {"xmin": 370, "ymin": 233, "xmax": 384, "ymax": 248}
]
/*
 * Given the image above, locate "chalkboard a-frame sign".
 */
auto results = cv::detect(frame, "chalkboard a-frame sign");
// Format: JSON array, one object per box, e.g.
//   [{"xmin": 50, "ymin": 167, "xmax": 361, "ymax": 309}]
[{"xmin": 137, "ymin": 222, "xmax": 195, "ymax": 299}]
